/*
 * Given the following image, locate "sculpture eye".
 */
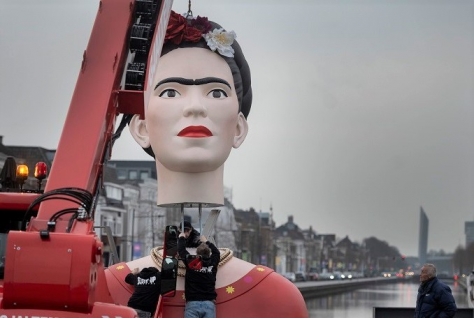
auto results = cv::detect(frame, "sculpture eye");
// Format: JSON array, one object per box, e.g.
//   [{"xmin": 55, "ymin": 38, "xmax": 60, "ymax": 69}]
[
  {"xmin": 208, "ymin": 89, "xmax": 228, "ymax": 99},
  {"xmin": 159, "ymin": 89, "xmax": 180, "ymax": 98}
]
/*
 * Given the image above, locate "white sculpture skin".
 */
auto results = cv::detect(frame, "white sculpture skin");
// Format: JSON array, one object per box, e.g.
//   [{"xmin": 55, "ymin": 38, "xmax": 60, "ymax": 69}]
[
  {"xmin": 127, "ymin": 44, "xmax": 254, "ymax": 288},
  {"xmin": 129, "ymin": 47, "xmax": 248, "ymax": 207}
]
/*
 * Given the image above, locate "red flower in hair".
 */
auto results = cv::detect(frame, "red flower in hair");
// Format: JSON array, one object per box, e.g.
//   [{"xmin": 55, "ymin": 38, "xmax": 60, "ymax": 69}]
[
  {"xmin": 165, "ymin": 11, "xmax": 213, "ymax": 45},
  {"xmin": 190, "ymin": 16, "xmax": 212, "ymax": 34},
  {"xmin": 183, "ymin": 26, "xmax": 202, "ymax": 42},
  {"xmin": 165, "ymin": 11, "xmax": 187, "ymax": 45}
]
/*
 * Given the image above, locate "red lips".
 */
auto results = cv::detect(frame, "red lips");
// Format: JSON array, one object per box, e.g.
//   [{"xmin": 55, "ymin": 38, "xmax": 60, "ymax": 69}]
[{"xmin": 178, "ymin": 125, "xmax": 213, "ymax": 137}]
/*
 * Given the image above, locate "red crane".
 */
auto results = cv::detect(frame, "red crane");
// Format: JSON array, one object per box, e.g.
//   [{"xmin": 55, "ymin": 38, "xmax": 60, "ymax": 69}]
[{"xmin": 0, "ymin": 0, "xmax": 172, "ymax": 316}]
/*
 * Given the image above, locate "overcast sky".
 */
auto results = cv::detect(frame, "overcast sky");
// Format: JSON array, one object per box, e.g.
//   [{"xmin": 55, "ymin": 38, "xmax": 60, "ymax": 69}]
[{"xmin": 1, "ymin": 0, "xmax": 473, "ymax": 257}]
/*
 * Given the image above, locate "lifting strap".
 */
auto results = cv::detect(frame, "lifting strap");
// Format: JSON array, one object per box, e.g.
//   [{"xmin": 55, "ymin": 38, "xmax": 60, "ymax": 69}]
[{"xmin": 202, "ymin": 209, "xmax": 220, "ymax": 244}]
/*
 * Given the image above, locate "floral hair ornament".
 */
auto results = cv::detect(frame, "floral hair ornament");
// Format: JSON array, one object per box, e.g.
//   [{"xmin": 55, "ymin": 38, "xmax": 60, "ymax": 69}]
[{"xmin": 164, "ymin": 10, "xmax": 236, "ymax": 58}]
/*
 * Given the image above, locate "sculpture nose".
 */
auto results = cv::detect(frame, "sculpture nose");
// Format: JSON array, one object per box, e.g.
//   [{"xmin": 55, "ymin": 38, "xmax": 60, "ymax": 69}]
[{"xmin": 183, "ymin": 90, "xmax": 207, "ymax": 118}]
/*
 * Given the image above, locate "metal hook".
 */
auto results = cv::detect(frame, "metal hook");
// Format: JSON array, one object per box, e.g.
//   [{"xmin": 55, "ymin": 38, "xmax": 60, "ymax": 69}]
[{"xmin": 186, "ymin": 0, "xmax": 193, "ymax": 19}]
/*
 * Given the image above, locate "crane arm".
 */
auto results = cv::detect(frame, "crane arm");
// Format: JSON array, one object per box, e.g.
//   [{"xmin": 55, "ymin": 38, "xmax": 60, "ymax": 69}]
[{"xmin": 0, "ymin": 0, "xmax": 172, "ymax": 316}]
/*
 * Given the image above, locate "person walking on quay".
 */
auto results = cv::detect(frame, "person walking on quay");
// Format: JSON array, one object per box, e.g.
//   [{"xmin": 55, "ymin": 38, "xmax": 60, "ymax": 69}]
[{"xmin": 415, "ymin": 263, "xmax": 457, "ymax": 318}]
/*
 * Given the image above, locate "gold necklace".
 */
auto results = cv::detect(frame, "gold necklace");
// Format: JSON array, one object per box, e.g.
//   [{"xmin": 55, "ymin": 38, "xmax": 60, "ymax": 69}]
[{"xmin": 150, "ymin": 246, "xmax": 233, "ymax": 277}]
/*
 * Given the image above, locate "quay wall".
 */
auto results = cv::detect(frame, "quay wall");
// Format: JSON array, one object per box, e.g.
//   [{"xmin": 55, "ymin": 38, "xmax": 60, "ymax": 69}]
[
  {"xmin": 295, "ymin": 276, "xmax": 462, "ymax": 300},
  {"xmin": 294, "ymin": 277, "xmax": 404, "ymax": 299}
]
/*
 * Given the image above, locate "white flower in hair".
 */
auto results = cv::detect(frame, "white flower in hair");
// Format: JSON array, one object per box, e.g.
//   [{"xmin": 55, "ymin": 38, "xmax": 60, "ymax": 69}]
[{"xmin": 203, "ymin": 28, "xmax": 236, "ymax": 58}]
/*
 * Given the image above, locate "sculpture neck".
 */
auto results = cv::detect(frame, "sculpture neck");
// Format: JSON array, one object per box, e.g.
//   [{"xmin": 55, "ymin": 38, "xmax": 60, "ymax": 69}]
[{"xmin": 156, "ymin": 163, "xmax": 225, "ymax": 207}]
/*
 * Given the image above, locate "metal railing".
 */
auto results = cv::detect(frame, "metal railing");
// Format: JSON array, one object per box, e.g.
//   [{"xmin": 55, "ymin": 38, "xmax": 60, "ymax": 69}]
[{"xmin": 373, "ymin": 307, "xmax": 474, "ymax": 318}]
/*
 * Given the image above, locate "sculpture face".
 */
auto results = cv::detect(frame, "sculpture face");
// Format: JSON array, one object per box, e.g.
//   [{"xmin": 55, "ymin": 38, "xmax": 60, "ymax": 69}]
[{"xmin": 132, "ymin": 47, "xmax": 248, "ymax": 174}]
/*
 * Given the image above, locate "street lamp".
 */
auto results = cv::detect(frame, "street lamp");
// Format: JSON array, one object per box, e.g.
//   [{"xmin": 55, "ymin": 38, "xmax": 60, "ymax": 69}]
[{"xmin": 360, "ymin": 244, "xmax": 369, "ymax": 276}]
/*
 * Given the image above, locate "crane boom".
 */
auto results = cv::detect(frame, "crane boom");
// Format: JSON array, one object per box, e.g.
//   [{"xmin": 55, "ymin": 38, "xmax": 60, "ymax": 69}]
[{"xmin": 0, "ymin": 0, "xmax": 172, "ymax": 316}]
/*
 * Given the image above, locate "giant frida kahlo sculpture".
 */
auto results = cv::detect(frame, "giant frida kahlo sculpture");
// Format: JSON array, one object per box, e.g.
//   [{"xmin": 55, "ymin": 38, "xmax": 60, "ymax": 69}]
[{"xmin": 105, "ymin": 10, "xmax": 308, "ymax": 317}]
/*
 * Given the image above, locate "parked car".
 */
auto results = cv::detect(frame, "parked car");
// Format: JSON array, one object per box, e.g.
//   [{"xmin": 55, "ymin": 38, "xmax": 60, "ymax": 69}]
[
  {"xmin": 295, "ymin": 271, "xmax": 307, "ymax": 282},
  {"xmin": 329, "ymin": 271, "xmax": 343, "ymax": 280},
  {"xmin": 283, "ymin": 272, "xmax": 296, "ymax": 282},
  {"xmin": 319, "ymin": 272, "xmax": 333, "ymax": 281},
  {"xmin": 340, "ymin": 272, "xmax": 353, "ymax": 280},
  {"xmin": 308, "ymin": 267, "xmax": 319, "ymax": 281}
]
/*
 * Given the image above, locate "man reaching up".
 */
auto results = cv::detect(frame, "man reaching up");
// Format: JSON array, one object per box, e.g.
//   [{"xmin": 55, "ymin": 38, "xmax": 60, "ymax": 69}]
[{"xmin": 178, "ymin": 233, "xmax": 220, "ymax": 318}]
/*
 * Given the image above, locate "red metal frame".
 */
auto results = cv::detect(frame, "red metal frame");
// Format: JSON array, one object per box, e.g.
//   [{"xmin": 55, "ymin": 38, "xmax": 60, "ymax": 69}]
[
  {"xmin": 0, "ymin": 193, "xmax": 39, "ymax": 211},
  {"xmin": 0, "ymin": 0, "xmax": 171, "ymax": 316},
  {"xmin": 32, "ymin": 0, "xmax": 134, "ymax": 232}
]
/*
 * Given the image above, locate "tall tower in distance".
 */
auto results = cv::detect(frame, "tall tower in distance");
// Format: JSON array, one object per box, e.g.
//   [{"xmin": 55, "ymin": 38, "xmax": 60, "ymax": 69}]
[
  {"xmin": 465, "ymin": 221, "xmax": 474, "ymax": 247},
  {"xmin": 418, "ymin": 206, "xmax": 429, "ymax": 265}
]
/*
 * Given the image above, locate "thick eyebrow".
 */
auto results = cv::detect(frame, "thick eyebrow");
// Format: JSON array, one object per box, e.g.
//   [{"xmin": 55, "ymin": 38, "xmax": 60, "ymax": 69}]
[{"xmin": 154, "ymin": 77, "xmax": 231, "ymax": 90}]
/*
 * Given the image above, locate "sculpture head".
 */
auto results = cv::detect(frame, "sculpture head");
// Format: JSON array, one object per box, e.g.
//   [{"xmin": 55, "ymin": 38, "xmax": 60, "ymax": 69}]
[
  {"xmin": 131, "ymin": 12, "xmax": 252, "ymax": 170},
  {"xmin": 129, "ymin": 11, "xmax": 252, "ymax": 205}
]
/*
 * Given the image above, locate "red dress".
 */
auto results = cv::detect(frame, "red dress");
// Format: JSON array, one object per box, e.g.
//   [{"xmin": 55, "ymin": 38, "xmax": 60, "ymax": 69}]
[{"xmin": 104, "ymin": 261, "xmax": 308, "ymax": 317}]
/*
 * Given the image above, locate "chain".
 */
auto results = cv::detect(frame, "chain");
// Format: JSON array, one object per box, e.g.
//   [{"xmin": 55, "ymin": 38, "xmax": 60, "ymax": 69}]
[{"xmin": 186, "ymin": 0, "xmax": 193, "ymax": 19}]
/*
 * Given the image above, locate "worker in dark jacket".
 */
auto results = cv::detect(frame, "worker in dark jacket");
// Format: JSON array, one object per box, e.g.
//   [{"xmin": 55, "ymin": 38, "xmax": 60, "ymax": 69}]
[
  {"xmin": 178, "ymin": 233, "xmax": 220, "ymax": 317},
  {"xmin": 415, "ymin": 263, "xmax": 457, "ymax": 318},
  {"xmin": 125, "ymin": 266, "xmax": 161, "ymax": 318},
  {"xmin": 179, "ymin": 220, "xmax": 202, "ymax": 248}
]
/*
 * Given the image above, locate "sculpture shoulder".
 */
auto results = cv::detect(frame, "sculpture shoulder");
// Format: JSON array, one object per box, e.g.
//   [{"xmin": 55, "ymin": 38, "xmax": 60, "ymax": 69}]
[
  {"xmin": 105, "ymin": 257, "xmax": 308, "ymax": 318},
  {"xmin": 242, "ymin": 270, "xmax": 308, "ymax": 317},
  {"xmin": 209, "ymin": 265, "xmax": 308, "ymax": 317}
]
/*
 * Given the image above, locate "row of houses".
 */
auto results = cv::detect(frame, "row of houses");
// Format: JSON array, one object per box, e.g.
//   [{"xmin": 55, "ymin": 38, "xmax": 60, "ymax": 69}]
[{"xmin": 0, "ymin": 136, "xmax": 370, "ymax": 275}]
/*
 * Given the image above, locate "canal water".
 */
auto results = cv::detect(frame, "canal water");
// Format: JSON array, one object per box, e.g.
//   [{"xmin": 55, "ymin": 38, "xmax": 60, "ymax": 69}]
[{"xmin": 306, "ymin": 281, "xmax": 469, "ymax": 318}]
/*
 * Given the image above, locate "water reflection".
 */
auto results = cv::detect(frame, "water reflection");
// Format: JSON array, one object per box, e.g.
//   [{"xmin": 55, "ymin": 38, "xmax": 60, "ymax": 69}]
[{"xmin": 306, "ymin": 281, "xmax": 469, "ymax": 318}]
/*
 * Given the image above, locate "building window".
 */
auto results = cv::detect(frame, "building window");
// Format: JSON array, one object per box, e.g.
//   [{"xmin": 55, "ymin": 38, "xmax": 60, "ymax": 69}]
[
  {"xmin": 115, "ymin": 222, "xmax": 123, "ymax": 237},
  {"xmin": 105, "ymin": 185, "xmax": 123, "ymax": 201},
  {"xmin": 129, "ymin": 170, "xmax": 138, "ymax": 180},
  {"xmin": 101, "ymin": 215, "xmax": 123, "ymax": 237},
  {"xmin": 140, "ymin": 170, "xmax": 149, "ymax": 180},
  {"xmin": 117, "ymin": 169, "xmax": 127, "ymax": 180},
  {"xmin": 101, "ymin": 215, "xmax": 110, "ymax": 237}
]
